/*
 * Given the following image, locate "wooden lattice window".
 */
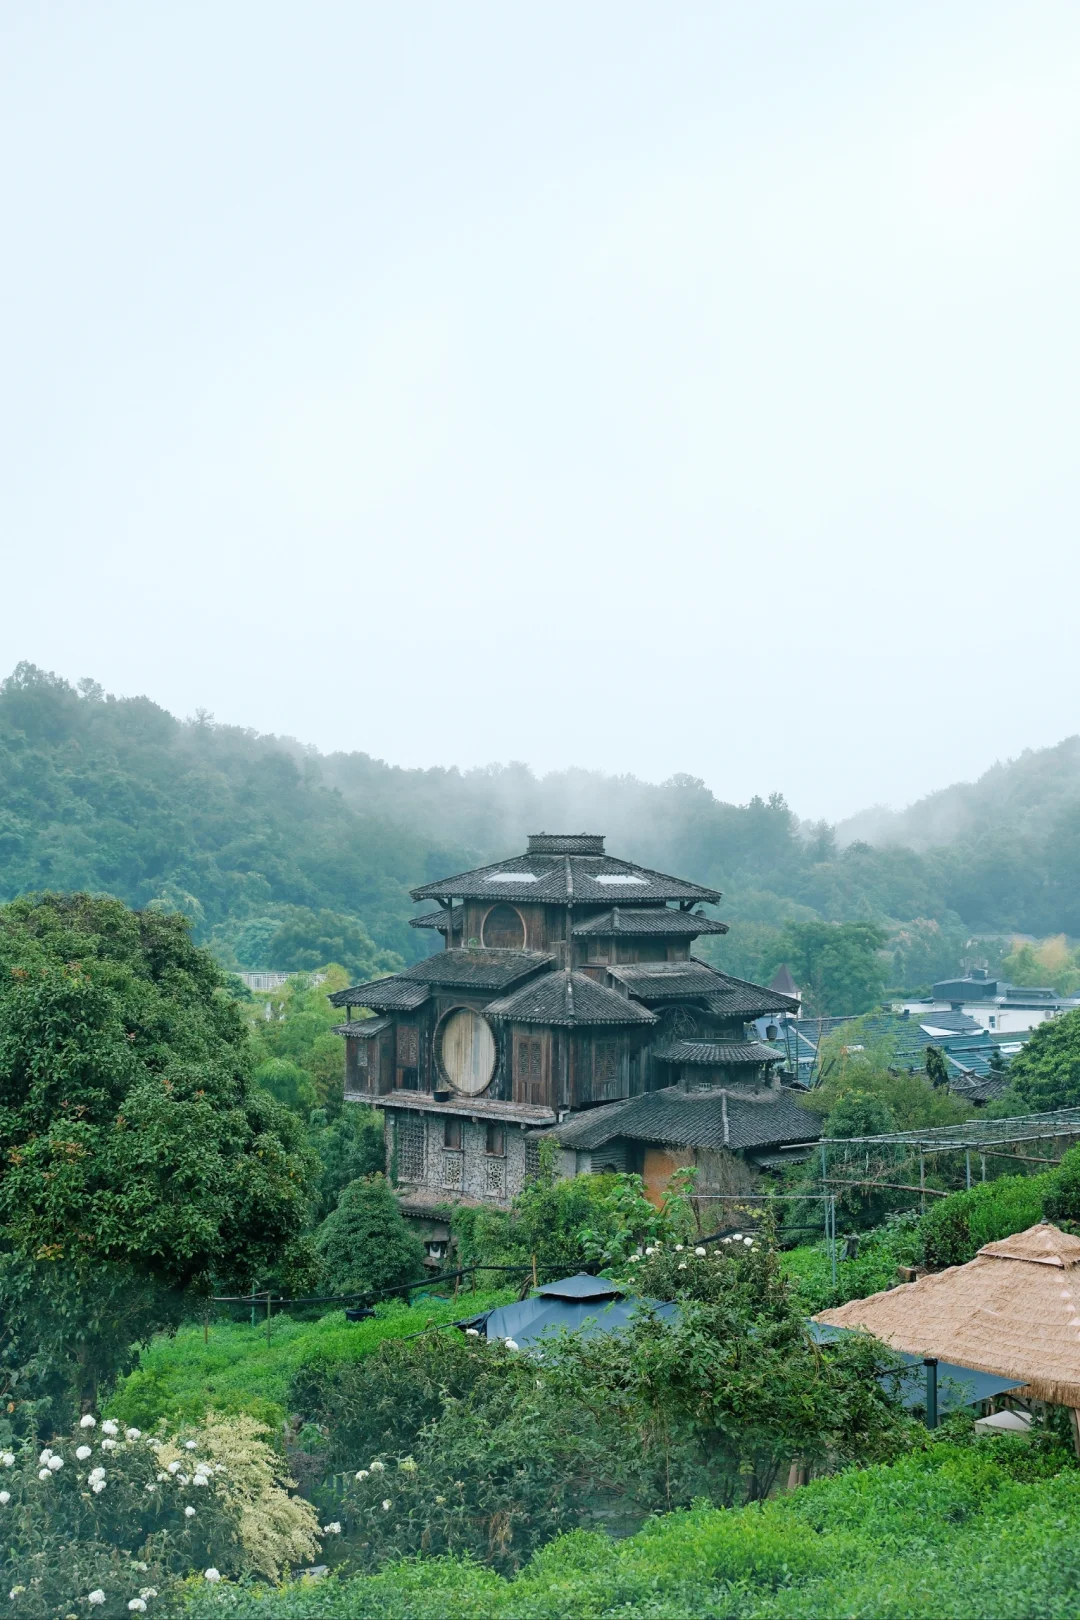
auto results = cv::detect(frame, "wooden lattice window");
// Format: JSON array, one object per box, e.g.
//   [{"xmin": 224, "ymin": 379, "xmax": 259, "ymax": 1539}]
[
  {"xmin": 524, "ymin": 1139, "xmax": 542, "ymax": 1181},
  {"xmin": 485, "ymin": 1157, "xmax": 505, "ymax": 1197},
  {"xmin": 397, "ymin": 1024, "xmax": 419, "ymax": 1066},
  {"xmin": 396, "ymin": 1116, "xmax": 425, "ymax": 1183},
  {"xmin": 515, "ymin": 1034, "xmax": 546, "ymax": 1106},
  {"xmin": 485, "ymin": 1123, "xmax": 506, "ymax": 1157},
  {"xmin": 593, "ymin": 1040, "xmax": 623, "ymax": 1102}
]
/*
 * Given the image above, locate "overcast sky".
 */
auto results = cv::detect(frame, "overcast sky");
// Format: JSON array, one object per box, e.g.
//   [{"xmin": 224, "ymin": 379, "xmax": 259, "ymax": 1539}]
[{"xmin": 2, "ymin": 2, "xmax": 1079, "ymax": 821}]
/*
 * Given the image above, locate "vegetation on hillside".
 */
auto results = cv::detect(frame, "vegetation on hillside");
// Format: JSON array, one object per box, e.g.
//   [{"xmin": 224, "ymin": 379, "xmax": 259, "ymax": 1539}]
[{"xmin": 10, "ymin": 663, "xmax": 1080, "ymax": 1004}]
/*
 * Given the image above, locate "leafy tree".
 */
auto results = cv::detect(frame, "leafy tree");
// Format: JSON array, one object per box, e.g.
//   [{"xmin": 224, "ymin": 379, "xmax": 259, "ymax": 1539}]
[
  {"xmin": 825, "ymin": 1090, "xmax": 894, "ymax": 1139},
  {"xmin": 451, "ymin": 1157, "xmax": 693, "ymax": 1273},
  {"xmin": 774, "ymin": 921, "xmax": 888, "ymax": 1015},
  {"xmin": 246, "ymin": 966, "xmax": 356, "ymax": 1114},
  {"xmin": 1009, "ymin": 1008, "xmax": 1080, "ymax": 1111},
  {"xmin": 314, "ymin": 1175, "xmax": 426, "ymax": 1298},
  {"xmin": 307, "ymin": 1105, "xmax": 385, "ymax": 1223},
  {"xmin": 925, "ymin": 1046, "xmax": 950, "ymax": 1088},
  {"xmin": 0, "ymin": 893, "xmax": 316, "ymax": 1418},
  {"xmin": 253, "ymin": 1058, "xmax": 318, "ymax": 1116}
]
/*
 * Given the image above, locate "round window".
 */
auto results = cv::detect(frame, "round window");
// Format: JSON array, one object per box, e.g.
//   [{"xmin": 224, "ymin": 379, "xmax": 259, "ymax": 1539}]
[
  {"xmin": 438, "ymin": 1007, "xmax": 497, "ymax": 1097},
  {"xmin": 482, "ymin": 903, "xmax": 526, "ymax": 950}
]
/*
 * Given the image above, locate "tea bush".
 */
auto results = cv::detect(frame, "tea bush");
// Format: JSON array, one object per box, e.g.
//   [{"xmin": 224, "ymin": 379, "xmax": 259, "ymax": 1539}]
[{"xmin": 183, "ymin": 1438, "xmax": 1080, "ymax": 1619}]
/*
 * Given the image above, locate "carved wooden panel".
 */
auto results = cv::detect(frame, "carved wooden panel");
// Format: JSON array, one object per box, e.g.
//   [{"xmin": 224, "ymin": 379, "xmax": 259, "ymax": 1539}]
[{"xmin": 514, "ymin": 1033, "xmax": 546, "ymax": 1106}]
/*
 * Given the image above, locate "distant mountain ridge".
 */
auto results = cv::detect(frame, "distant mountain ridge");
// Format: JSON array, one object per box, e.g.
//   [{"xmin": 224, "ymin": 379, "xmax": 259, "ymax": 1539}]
[{"xmin": 836, "ymin": 736, "xmax": 1080, "ymax": 852}]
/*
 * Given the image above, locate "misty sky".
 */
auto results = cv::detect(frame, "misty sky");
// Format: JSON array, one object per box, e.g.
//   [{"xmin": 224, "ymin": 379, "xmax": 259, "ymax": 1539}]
[{"xmin": 3, "ymin": 2, "xmax": 1079, "ymax": 822}]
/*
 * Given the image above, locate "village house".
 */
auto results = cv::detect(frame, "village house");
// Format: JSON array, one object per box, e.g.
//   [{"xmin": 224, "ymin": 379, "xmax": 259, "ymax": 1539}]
[{"xmin": 331, "ymin": 833, "xmax": 819, "ymax": 1245}]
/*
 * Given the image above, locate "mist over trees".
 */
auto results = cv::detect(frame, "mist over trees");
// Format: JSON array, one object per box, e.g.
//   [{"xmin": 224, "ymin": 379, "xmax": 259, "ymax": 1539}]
[{"xmin": 3, "ymin": 662, "xmax": 1080, "ymax": 1003}]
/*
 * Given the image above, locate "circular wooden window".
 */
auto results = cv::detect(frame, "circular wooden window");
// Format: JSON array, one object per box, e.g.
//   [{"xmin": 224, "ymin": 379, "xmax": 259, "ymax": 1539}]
[
  {"xmin": 437, "ymin": 1007, "xmax": 497, "ymax": 1097},
  {"xmin": 482, "ymin": 903, "xmax": 526, "ymax": 950}
]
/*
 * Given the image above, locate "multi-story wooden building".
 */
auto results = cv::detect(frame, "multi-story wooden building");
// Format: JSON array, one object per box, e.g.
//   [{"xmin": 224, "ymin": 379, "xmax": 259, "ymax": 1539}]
[{"xmin": 331, "ymin": 834, "xmax": 820, "ymax": 1238}]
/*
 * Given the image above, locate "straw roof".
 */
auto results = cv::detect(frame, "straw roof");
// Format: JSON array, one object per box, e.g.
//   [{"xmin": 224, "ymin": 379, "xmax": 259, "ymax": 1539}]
[{"xmin": 815, "ymin": 1223, "xmax": 1080, "ymax": 1408}]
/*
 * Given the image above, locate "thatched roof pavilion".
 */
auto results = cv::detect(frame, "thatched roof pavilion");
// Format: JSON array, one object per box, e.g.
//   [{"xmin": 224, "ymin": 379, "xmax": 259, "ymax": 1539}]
[{"xmin": 816, "ymin": 1223, "xmax": 1080, "ymax": 1408}]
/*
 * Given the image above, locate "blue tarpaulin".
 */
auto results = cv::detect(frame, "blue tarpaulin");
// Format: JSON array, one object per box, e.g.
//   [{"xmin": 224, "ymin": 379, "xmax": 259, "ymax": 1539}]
[
  {"xmin": 460, "ymin": 1272, "xmax": 679, "ymax": 1349},
  {"xmin": 807, "ymin": 1320, "xmax": 1023, "ymax": 1412}
]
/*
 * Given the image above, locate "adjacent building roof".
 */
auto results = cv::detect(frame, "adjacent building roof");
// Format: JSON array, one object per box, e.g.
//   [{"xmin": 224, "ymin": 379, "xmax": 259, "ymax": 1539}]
[
  {"xmin": 816, "ymin": 1223, "xmax": 1080, "ymax": 1408},
  {"xmin": 572, "ymin": 907, "xmax": 729, "ymax": 937},
  {"xmin": 540, "ymin": 1086, "xmax": 822, "ymax": 1153},
  {"xmin": 769, "ymin": 964, "xmax": 800, "ymax": 998},
  {"xmin": 653, "ymin": 1040, "xmax": 780, "ymax": 1066},
  {"xmin": 409, "ymin": 910, "xmax": 462, "ymax": 932},
  {"xmin": 487, "ymin": 970, "xmax": 657, "ymax": 1027},
  {"xmin": 410, "ymin": 834, "xmax": 721, "ymax": 907},
  {"xmin": 331, "ymin": 949, "xmax": 553, "ymax": 1008}
]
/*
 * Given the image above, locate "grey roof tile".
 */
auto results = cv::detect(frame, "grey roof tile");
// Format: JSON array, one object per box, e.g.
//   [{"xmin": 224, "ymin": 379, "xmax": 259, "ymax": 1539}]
[
  {"xmin": 330, "ymin": 948, "xmax": 552, "ymax": 1008},
  {"xmin": 487, "ymin": 971, "xmax": 657, "ymax": 1027},
  {"xmin": 572, "ymin": 907, "xmax": 729, "ymax": 937},
  {"xmin": 607, "ymin": 960, "xmax": 731, "ymax": 1000},
  {"xmin": 410, "ymin": 844, "xmax": 721, "ymax": 906},
  {"xmin": 540, "ymin": 1087, "xmax": 822, "ymax": 1153},
  {"xmin": 653, "ymin": 1040, "xmax": 780, "ymax": 1065}
]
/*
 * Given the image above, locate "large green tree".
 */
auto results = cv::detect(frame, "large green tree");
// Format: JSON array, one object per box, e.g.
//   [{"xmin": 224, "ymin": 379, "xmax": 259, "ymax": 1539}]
[
  {"xmin": 1009, "ymin": 1007, "xmax": 1080, "ymax": 1111},
  {"xmin": 775, "ymin": 920, "xmax": 888, "ymax": 1015},
  {"xmin": 0, "ymin": 893, "xmax": 316, "ymax": 1419}
]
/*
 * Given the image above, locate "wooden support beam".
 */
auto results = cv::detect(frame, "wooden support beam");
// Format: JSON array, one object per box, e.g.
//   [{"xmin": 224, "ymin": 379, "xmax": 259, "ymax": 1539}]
[{"xmin": 821, "ymin": 1176, "xmax": 949, "ymax": 1198}]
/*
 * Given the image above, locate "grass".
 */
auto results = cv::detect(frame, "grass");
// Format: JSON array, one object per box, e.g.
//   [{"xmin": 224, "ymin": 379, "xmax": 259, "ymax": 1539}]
[
  {"xmin": 183, "ymin": 1438, "xmax": 1080, "ymax": 1618},
  {"xmin": 110, "ymin": 1289, "xmax": 513, "ymax": 1432}
]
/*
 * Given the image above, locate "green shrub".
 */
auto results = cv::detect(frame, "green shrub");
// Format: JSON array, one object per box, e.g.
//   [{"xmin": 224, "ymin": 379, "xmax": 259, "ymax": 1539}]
[
  {"xmin": 0, "ymin": 1409, "xmax": 285, "ymax": 1618},
  {"xmin": 919, "ymin": 1174, "xmax": 1050, "ymax": 1269},
  {"xmin": 182, "ymin": 1440, "xmax": 1080, "ymax": 1619},
  {"xmin": 782, "ymin": 1215, "xmax": 921, "ymax": 1313},
  {"xmin": 315, "ymin": 1175, "xmax": 426, "ymax": 1297},
  {"xmin": 253, "ymin": 1058, "xmax": 318, "ymax": 1117},
  {"xmin": 452, "ymin": 1162, "xmax": 692, "ymax": 1273},
  {"xmin": 1043, "ymin": 1143, "xmax": 1080, "ymax": 1224}
]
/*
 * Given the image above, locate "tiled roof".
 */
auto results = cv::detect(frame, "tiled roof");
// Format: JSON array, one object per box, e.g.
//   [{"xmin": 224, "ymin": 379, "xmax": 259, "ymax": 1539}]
[
  {"xmin": 572, "ymin": 907, "xmax": 729, "ymax": 937},
  {"xmin": 409, "ymin": 910, "xmax": 461, "ymax": 932},
  {"xmin": 540, "ymin": 1087, "xmax": 822, "ymax": 1153},
  {"xmin": 487, "ymin": 971, "xmax": 657, "ymax": 1027},
  {"xmin": 607, "ymin": 960, "xmax": 731, "ymax": 1000},
  {"xmin": 770, "ymin": 964, "xmax": 799, "ymax": 998},
  {"xmin": 653, "ymin": 1040, "xmax": 780, "ymax": 1065},
  {"xmin": 328, "ymin": 977, "xmax": 430, "ymax": 1012},
  {"xmin": 331, "ymin": 1015, "xmax": 393, "ymax": 1038},
  {"xmin": 330, "ymin": 949, "xmax": 552, "ymax": 1008},
  {"xmin": 405, "ymin": 949, "xmax": 553, "ymax": 990},
  {"xmin": 410, "ymin": 846, "xmax": 721, "ymax": 906}
]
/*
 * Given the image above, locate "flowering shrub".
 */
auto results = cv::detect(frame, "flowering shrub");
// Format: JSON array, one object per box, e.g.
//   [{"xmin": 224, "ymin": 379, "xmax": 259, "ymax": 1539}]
[{"xmin": 0, "ymin": 1411, "xmax": 319, "ymax": 1616}]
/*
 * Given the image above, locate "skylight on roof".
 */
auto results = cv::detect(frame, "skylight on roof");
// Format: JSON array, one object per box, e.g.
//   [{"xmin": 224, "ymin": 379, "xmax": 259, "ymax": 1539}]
[
  {"xmin": 594, "ymin": 874, "xmax": 648, "ymax": 885},
  {"xmin": 484, "ymin": 872, "xmax": 538, "ymax": 882}
]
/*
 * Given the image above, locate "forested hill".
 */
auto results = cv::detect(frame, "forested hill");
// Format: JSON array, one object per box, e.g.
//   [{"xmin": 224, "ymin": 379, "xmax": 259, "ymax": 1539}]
[{"xmin": 2, "ymin": 662, "xmax": 1079, "ymax": 988}]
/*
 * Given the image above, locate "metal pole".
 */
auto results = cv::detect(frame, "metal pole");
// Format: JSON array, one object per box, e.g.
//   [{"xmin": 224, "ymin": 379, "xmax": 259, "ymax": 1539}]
[
  {"xmin": 981, "ymin": 1154, "xmax": 986, "ymax": 1183},
  {"xmin": 919, "ymin": 1153, "xmax": 926, "ymax": 1214},
  {"xmin": 829, "ymin": 1197, "xmax": 837, "ymax": 1293},
  {"xmin": 965, "ymin": 1151, "xmax": 972, "ymax": 1191},
  {"xmin": 924, "ymin": 1358, "xmax": 939, "ymax": 1430},
  {"xmin": 266, "ymin": 1291, "xmax": 272, "ymax": 1347}
]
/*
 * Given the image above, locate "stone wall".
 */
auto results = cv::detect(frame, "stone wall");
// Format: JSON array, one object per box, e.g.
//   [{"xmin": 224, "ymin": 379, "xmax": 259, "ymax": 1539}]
[{"xmin": 387, "ymin": 1109, "xmax": 541, "ymax": 1207}]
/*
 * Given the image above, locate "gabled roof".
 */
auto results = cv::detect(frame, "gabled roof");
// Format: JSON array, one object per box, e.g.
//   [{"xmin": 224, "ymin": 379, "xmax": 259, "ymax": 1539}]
[
  {"xmin": 487, "ymin": 971, "xmax": 657, "ymax": 1027},
  {"xmin": 769, "ymin": 964, "xmax": 799, "ymax": 998},
  {"xmin": 540, "ymin": 1086, "xmax": 822, "ymax": 1153},
  {"xmin": 653, "ymin": 1040, "xmax": 779, "ymax": 1066},
  {"xmin": 330, "ymin": 949, "xmax": 552, "ymax": 1008},
  {"xmin": 410, "ymin": 836, "xmax": 721, "ymax": 907},
  {"xmin": 572, "ymin": 907, "xmax": 729, "ymax": 938}
]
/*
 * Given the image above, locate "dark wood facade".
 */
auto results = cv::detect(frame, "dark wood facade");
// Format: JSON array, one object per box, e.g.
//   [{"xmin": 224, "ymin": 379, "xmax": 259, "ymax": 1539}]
[{"xmin": 332, "ymin": 833, "xmax": 803, "ymax": 1212}]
